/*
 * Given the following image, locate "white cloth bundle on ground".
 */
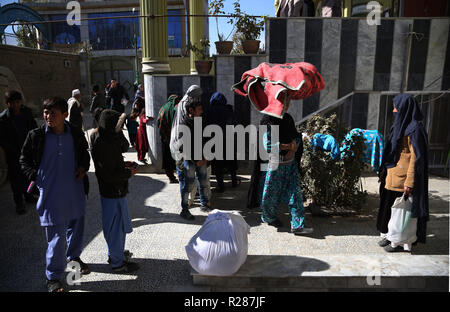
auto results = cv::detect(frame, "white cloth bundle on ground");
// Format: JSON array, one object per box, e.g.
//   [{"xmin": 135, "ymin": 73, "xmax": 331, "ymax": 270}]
[
  {"xmin": 387, "ymin": 195, "xmax": 418, "ymax": 246},
  {"xmin": 185, "ymin": 210, "xmax": 250, "ymax": 276}
]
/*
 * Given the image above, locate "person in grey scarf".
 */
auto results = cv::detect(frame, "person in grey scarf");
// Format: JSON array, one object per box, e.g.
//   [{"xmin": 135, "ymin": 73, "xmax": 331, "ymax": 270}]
[{"xmin": 170, "ymin": 85, "xmax": 211, "ymax": 220}]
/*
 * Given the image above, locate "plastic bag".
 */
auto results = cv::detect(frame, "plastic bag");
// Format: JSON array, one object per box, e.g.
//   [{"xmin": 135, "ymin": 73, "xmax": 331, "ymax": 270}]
[
  {"xmin": 185, "ymin": 210, "xmax": 250, "ymax": 276},
  {"xmin": 387, "ymin": 195, "xmax": 417, "ymax": 245}
]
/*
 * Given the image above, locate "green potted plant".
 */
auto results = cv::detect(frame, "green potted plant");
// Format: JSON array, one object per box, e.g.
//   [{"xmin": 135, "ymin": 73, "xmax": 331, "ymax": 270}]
[
  {"xmin": 209, "ymin": 0, "xmax": 234, "ymax": 55},
  {"xmin": 232, "ymin": 1, "xmax": 265, "ymax": 54},
  {"xmin": 187, "ymin": 38, "xmax": 213, "ymax": 74}
]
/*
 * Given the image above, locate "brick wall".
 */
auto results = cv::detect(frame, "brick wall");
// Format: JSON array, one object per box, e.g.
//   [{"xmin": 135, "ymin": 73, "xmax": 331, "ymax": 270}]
[{"xmin": 0, "ymin": 44, "xmax": 81, "ymax": 116}]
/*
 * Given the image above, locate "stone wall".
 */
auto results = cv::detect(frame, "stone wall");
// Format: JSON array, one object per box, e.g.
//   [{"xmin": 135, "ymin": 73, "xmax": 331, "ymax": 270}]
[
  {"xmin": 0, "ymin": 44, "xmax": 81, "ymax": 116},
  {"xmin": 143, "ymin": 74, "xmax": 215, "ymax": 171},
  {"xmin": 215, "ymin": 55, "xmax": 268, "ymax": 127},
  {"xmin": 266, "ymin": 17, "xmax": 450, "ymax": 124},
  {"xmin": 143, "ymin": 17, "xmax": 450, "ymax": 171}
]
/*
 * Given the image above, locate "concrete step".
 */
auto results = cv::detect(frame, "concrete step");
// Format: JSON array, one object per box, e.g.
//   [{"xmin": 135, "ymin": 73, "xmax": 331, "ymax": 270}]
[{"xmin": 192, "ymin": 255, "xmax": 449, "ymax": 292}]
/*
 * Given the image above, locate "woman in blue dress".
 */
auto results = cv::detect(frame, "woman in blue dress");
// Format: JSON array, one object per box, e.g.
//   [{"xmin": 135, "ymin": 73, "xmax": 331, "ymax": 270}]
[{"xmin": 258, "ymin": 101, "xmax": 313, "ymax": 235}]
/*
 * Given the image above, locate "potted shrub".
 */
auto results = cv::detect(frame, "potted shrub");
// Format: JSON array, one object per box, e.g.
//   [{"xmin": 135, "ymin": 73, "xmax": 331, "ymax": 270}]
[
  {"xmin": 188, "ymin": 38, "xmax": 213, "ymax": 74},
  {"xmin": 298, "ymin": 114, "xmax": 368, "ymax": 216},
  {"xmin": 209, "ymin": 0, "xmax": 234, "ymax": 55},
  {"xmin": 232, "ymin": 1, "xmax": 265, "ymax": 54}
]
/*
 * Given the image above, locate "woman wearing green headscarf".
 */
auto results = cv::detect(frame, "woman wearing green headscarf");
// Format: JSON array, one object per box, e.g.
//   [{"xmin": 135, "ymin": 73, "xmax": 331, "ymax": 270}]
[{"xmin": 157, "ymin": 94, "xmax": 180, "ymax": 183}]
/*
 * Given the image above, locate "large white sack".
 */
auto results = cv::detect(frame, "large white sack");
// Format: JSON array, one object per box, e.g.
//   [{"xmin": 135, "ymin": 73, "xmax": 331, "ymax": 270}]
[
  {"xmin": 185, "ymin": 209, "xmax": 250, "ymax": 276},
  {"xmin": 387, "ymin": 195, "xmax": 418, "ymax": 245}
]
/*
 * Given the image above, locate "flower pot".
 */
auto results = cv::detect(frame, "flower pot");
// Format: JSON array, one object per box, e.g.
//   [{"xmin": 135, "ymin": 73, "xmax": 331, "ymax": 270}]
[
  {"xmin": 242, "ymin": 40, "xmax": 260, "ymax": 54},
  {"xmin": 195, "ymin": 60, "xmax": 213, "ymax": 75},
  {"xmin": 215, "ymin": 41, "xmax": 233, "ymax": 55}
]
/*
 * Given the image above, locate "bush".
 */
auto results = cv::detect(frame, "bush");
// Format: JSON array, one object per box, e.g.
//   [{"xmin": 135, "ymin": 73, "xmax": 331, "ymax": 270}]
[{"xmin": 297, "ymin": 114, "xmax": 367, "ymax": 214}]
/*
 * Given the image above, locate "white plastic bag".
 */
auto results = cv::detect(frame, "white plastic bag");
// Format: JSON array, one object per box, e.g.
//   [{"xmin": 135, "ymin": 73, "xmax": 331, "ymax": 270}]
[
  {"xmin": 185, "ymin": 210, "xmax": 250, "ymax": 276},
  {"xmin": 387, "ymin": 195, "xmax": 417, "ymax": 245}
]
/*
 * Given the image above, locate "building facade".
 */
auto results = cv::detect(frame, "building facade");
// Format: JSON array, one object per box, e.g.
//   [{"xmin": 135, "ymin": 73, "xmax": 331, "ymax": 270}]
[
  {"xmin": 20, "ymin": 0, "xmax": 208, "ymax": 99},
  {"xmin": 310, "ymin": 0, "xmax": 449, "ymax": 17}
]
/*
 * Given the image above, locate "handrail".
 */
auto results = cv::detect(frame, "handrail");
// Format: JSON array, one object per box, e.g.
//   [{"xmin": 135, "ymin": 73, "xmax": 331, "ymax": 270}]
[
  {"xmin": 296, "ymin": 90, "xmax": 450, "ymax": 126},
  {"xmin": 296, "ymin": 92, "xmax": 354, "ymax": 125}
]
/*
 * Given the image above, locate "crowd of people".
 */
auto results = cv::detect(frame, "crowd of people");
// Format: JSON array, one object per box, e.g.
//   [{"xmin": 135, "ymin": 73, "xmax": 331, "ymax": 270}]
[{"xmin": 0, "ymin": 82, "xmax": 429, "ymax": 291}]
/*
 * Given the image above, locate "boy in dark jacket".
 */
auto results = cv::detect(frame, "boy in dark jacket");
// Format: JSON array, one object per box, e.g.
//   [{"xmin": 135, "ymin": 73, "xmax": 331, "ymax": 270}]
[
  {"xmin": 20, "ymin": 97, "xmax": 91, "ymax": 292},
  {"xmin": 91, "ymin": 109, "xmax": 139, "ymax": 273},
  {"xmin": 0, "ymin": 90, "xmax": 38, "ymax": 214}
]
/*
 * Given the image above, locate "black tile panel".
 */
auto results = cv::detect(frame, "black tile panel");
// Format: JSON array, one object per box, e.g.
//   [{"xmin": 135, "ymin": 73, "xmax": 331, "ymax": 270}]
[
  {"xmin": 407, "ymin": 19, "xmax": 431, "ymax": 91},
  {"xmin": 442, "ymin": 22, "xmax": 450, "ymax": 90},
  {"xmin": 234, "ymin": 56, "xmax": 252, "ymax": 126},
  {"xmin": 166, "ymin": 76, "xmax": 183, "ymax": 100},
  {"xmin": 200, "ymin": 75, "xmax": 215, "ymax": 113},
  {"xmin": 351, "ymin": 93, "xmax": 369, "ymax": 130},
  {"xmin": 302, "ymin": 94, "xmax": 320, "ymax": 117},
  {"xmin": 304, "ymin": 19, "xmax": 323, "ymax": 71},
  {"xmin": 269, "ymin": 19, "xmax": 287, "ymax": 64},
  {"xmin": 373, "ymin": 20, "xmax": 394, "ymax": 91},
  {"xmin": 338, "ymin": 19, "xmax": 359, "ymax": 98},
  {"xmin": 302, "ymin": 19, "xmax": 323, "ymax": 116},
  {"xmin": 378, "ymin": 95, "xmax": 388, "ymax": 136}
]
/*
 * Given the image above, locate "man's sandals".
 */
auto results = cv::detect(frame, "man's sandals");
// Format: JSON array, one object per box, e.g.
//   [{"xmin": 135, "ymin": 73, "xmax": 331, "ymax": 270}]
[
  {"xmin": 46, "ymin": 258, "xmax": 90, "ymax": 292},
  {"xmin": 67, "ymin": 257, "xmax": 91, "ymax": 275},
  {"xmin": 46, "ymin": 279, "xmax": 64, "ymax": 293}
]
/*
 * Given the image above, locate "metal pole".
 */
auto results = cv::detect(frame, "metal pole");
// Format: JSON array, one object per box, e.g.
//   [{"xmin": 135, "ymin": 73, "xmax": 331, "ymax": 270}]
[
  {"xmin": 133, "ymin": 8, "xmax": 139, "ymax": 86},
  {"xmin": 401, "ymin": 24, "xmax": 413, "ymax": 93},
  {"xmin": 398, "ymin": 0, "xmax": 404, "ymax": 17}
]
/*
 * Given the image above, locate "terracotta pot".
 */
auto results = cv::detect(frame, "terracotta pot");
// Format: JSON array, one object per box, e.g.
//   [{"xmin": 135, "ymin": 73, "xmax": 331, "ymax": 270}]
[
  {"xmin": 242, "ymin": 40, "xmax": 260, "ymax": 54},
  {"xmin": 195, "ymin": 60, "xmax": 213, "ymax": 75},
  {"xmin": 215, "ymin": 41, "xmax": 233, "ymax": 55}
]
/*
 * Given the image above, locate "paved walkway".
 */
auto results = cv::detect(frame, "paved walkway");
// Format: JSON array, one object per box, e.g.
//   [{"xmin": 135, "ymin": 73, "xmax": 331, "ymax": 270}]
[{"xmin": 0, "ymin": 124, "xmax": 448, "ymax": 292}]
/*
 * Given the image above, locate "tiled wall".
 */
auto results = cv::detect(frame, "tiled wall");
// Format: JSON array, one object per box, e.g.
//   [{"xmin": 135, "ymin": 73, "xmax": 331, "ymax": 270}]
[
  {"xmin": 214, "ymin": 55, "xmax": 268, "ymax": 127},
  {"xmin": 265, "ymin": 17, "xmax": 450, "ymax": 129},
  {"xmin": 146, "ymin": 17, "xmax": 449, "ymax": 135},
  {"xmin": 146, "ymin": 74, "xmax": 216, "ymax": 117}
]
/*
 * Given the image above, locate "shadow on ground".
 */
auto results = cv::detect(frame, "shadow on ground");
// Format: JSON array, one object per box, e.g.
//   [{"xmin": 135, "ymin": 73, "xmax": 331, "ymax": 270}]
[
  {"xmin": 208, "ymin": 174, "xmax": 449, "ymax": 256},
  {"xmin": 70, "ymin": 258, "xmax": 192, "ymax": 292},
  {"xmin": 235, "ymin": 255, "xmax": 331, "ymax": 276},
  {"xmin": 0, "ymin": 172, "xmax": 170, "ymax": 291}
]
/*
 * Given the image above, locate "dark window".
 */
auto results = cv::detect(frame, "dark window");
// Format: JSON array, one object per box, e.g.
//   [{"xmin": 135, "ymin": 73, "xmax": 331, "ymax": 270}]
[
  {"xmin": 50, "ymin": 14, "xmax": 81, "ymax": 44},
  {"xmin": 88, "ymin": 12, "xmax": 140, "ymax": 50}
]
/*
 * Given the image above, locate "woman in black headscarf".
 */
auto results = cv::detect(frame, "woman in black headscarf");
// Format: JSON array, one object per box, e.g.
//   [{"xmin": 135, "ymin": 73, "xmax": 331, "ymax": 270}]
[
  {"xmin": 377, "ymin": 93, "xmax": 429, "ymax": 252},
  {"xmin": 206, "ymin": 92, "xmax": 238, "ymax": 192}
]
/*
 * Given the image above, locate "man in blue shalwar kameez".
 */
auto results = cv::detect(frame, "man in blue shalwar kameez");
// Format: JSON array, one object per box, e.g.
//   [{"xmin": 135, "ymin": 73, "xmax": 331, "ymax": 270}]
[{"xmin": 20, "ymin": 97, "xmax": 91, "ymax": 292}]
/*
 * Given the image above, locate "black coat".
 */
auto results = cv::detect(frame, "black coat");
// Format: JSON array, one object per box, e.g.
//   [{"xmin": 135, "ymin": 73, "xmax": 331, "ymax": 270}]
[
  {"xmin": 106, "ymin": 85, "xmax": 129, "ymax": 113},
  {"xmin": 408, "ymin": 126, "xmax": 429, "ymax": 243},
  {"xmin": 0, "ymin": 106, "xmax": 38, "ymax": 167},
  {"xmin": 205, "ymin": 95, "xmax": 237, "ymax": 174},
  {"xmin": 91, "ymin": 109, "xmax": 131, "ymax": 198},
  {"xmin": 90, "ymin": 93, "xmax": 106, "ymax": 113},
  {"xmin": 380, "ymin": 94, "xmax": 429, "ymax": 243},
  {"xmin": 19, "ymin": 122, "xmax": 91, "ymax": 195}
]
